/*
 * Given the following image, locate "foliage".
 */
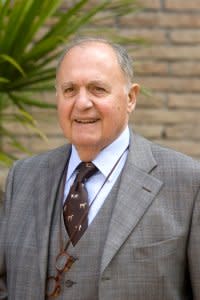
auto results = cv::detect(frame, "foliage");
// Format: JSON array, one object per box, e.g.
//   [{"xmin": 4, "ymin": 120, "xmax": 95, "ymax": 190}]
[{"xmin": 0, "ymin": 0, "xmax": 142, "ymax": 166}]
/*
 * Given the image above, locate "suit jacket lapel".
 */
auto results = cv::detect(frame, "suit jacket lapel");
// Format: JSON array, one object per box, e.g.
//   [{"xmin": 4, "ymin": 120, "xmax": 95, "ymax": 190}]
[
  {"xmin": 101, "ymin": 131, "xmax": 163, "ymax": 273},
  {"xmin": 34, "ymin": 144, "xmax": 71, "ymax": 294}
]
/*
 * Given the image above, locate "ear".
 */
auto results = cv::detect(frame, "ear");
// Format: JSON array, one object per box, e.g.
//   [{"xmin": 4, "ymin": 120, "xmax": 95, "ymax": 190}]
[{"xmin": 127, "ymin": 83, "xmax": 140, "ymax": 113}]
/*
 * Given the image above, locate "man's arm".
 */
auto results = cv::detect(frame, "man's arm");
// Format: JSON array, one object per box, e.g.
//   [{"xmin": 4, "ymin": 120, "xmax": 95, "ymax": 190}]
[
  {"xmin": 188, "ymin": 185, "xmax": 200, "ymax": 300},
  {"xmin": 0, "ymin": 197, "xmax": 8, "ymax": 299},
  {"xmin": 0, "ymin": 166, "xmax": 16, "ymax": 300}
]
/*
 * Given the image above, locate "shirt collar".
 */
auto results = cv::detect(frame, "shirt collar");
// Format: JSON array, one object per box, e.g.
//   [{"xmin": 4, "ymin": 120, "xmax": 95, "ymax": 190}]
[{"xmin": 66, "ymin": 126, "xmax": 130, "ymax": 182}]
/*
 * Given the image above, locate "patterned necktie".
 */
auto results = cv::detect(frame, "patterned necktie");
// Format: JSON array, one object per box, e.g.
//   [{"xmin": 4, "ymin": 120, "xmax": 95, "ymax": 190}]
[{"xmin": 63, "ymin": 162, "xmax": 98, "ymax": 246}]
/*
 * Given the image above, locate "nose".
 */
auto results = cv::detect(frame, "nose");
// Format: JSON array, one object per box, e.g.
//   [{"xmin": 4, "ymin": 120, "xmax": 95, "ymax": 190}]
[{"xmin": 74, "ymin": 88, "xmax": 93, "ymax": 110}]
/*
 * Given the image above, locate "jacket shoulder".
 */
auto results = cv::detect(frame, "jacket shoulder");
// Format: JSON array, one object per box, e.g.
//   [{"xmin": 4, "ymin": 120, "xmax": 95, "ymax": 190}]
[{"xmin": 12, "ymin": 144, "xmax": 70, "ymax": 171}]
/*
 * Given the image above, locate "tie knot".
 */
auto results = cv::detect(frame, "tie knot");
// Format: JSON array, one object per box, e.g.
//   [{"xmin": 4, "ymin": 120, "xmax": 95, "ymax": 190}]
[{"xmin": 76, "ymin": 162, "xmax": 98, "ymax": 183}]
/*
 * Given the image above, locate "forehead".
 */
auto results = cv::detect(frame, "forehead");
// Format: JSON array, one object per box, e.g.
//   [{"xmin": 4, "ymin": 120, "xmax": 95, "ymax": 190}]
[
  {"xmin": 56, "ymin": 42, "xmax": 127, "ymax": 86},
  {"xmin": 56, "ymin": 42, "xmax": 128, "ymax": 87},
  {"xmin": 59, "ymin": 42, "xmax": 121, "ymax": 72}
]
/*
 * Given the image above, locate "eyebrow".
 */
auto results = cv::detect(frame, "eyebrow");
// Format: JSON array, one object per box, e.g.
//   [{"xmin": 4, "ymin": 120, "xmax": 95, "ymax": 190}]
[
  {"xmin": 60, "ymin": 81, "xmax": 74, "ymax": 87},
  {"xmin": 90, "ymin": 79, "xmax": 108, "ymax": 84},
  {"xmin": 60, "ymin": 80, "xmax": 110, "ymax": 89}
]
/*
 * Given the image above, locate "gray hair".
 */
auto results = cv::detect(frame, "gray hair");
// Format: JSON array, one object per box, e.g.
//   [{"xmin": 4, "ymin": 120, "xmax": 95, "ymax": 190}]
[{"xmin": 56, "ymin": 37, "xmax": 134, "ymax": 86}]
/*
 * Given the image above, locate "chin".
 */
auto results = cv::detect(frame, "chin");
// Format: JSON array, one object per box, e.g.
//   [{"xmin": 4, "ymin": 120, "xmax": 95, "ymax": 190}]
[
  {"xmin": 73, "ymin": 134, "xmax": 99, "ymax": 144},
  {"xmin": 75, "ymin": 140, "xmax": 99, "ymax": 148}
]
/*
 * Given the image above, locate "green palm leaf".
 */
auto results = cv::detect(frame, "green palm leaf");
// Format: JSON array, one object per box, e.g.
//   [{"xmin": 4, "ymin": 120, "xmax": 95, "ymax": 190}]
[
  {"xmin": 0, "ymin": 54, "xmax": 26, "ymax": 77},
  {"xmin": 0, "ymin": 77, "xmax": 10, "ymax": 83},
  {"xmin": 0, "ymin": 152, "xmax": 15, "ymax": 167}
]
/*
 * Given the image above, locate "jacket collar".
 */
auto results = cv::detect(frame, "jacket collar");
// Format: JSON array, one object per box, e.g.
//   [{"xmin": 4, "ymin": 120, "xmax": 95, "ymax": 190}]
[
  {"xmin": 100, "ymin": 130, "xmax": 163, "ymax": 273},
  {"xmin": 34, "ymin": 144, "xmax": 71, "ymax": 295}
]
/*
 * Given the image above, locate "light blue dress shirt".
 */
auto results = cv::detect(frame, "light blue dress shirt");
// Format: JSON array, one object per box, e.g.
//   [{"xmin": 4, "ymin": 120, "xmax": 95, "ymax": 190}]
[{"xmin": 63, "ymin": 126, "xmax": 130, "ymax": 225}]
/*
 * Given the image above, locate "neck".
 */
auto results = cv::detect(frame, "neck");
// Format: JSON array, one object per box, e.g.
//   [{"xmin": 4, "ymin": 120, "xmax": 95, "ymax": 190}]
[{"xmin": 75, "ymin": 146, "xmax": 101, "ymax": 162}]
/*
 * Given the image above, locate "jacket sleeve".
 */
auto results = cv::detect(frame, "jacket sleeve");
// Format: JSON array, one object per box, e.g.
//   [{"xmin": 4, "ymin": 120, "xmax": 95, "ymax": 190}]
[
  {"xmin": 0, "ymin": 165, "xmax": 16, "ymax": 300},
  {"xmin": 187, "ymin": 185, "xmax": 200, "ymax": 300},
  {"xmin": 0, "ymin": 204, "xmax": 7, "ymax": 300}
]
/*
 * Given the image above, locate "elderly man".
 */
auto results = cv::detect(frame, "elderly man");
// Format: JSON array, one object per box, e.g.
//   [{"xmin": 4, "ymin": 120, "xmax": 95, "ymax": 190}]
[{"xmin": 0, "ymin": 38, "xmax": 200, "ymax": 300}]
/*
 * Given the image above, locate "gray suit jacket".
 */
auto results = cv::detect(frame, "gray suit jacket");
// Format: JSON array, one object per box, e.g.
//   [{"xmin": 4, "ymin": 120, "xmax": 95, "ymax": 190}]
[{"xmin": 0, "ymin": 130, "xmax": 200, "ymax": 300}]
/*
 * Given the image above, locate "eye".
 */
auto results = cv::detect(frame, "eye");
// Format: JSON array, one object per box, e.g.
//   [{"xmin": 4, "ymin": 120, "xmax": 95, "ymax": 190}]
[
  {"xmin": 92, "ymin": 86, "xmax": 107, "ymax": 95},
  {"xmin": 63, "ymin": 86, "xmax": 76, "ymax": 96},
  {"xmin": 64, "ymin": 87, "xmax": 73, "ymax": 93},
  {"xmin": 95, "ymin": 86, "xmax": 105, "ymax": 91}
]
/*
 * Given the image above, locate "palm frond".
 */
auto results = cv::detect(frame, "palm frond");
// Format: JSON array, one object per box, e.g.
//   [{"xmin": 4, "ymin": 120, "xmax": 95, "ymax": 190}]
[
  {"xmin": 0, "ymin": 54, "xmax": 26, "ymax": 77},
  {"xmin": 0, "ymin": 151, "xmax": 15, "ymax": 167}
]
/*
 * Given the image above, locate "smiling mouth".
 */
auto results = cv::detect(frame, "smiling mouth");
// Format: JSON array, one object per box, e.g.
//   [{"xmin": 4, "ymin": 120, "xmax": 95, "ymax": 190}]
[{"xmin": 75, "ymin": 119, "xmax": 99, "ymax": 124}]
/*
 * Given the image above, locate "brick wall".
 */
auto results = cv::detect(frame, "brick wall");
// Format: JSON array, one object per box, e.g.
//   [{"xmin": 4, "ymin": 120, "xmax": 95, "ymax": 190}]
[
  {"xmin": 1, "ymin": 0, "xmax": 200, "ymax": 192},
  {"xmin": 129, "ymin": 0, "xmax": 200, "ymax": 158}
]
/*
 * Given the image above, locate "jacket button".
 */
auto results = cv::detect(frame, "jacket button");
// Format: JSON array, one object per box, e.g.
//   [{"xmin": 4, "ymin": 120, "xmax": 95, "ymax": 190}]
[{"xmin": 65, "ymin": 280, "xmax": 76, "ymax": 288}]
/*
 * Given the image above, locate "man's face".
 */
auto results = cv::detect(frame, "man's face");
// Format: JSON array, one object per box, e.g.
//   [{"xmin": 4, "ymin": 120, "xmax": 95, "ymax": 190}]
[{"xmin": 56, "ymin": 42, "xmax": 139, "ymax": 159}]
